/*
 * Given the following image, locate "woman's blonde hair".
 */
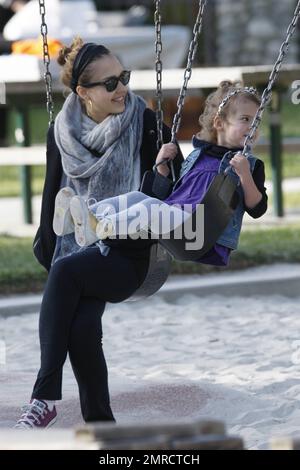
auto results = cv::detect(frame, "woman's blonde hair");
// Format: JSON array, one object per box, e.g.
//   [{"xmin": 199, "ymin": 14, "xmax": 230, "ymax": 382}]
[
  {"xmin": 57, "ymin": 36, "xmax": 110, "ymax": 90},
  {"xmin": 197, "ymin": 80, "xmax": 261, "ymax": 143},
  {"xmin": 57, "ymin": 36, "xmax": 84, "ymax": 89}
]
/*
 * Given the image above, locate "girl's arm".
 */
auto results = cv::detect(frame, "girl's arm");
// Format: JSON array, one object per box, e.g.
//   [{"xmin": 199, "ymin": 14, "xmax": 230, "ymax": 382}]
[
  {"xmin": 240, "ymin": 173, "xmax": 263, "ymax": 209},
  {"xmin": 245, "ymin": 160, "xmax": 268, "ymax": 218},
  {"xmin": 229, "ymin": 153, "xmax": 268, "ymax": 216}
]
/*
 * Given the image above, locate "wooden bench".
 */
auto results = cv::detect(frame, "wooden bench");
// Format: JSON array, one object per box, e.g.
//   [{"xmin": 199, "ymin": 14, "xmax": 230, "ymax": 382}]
[
  {"xmin": 0, "ymin": 419, "xmax": 244, "ymax": 450},
  {"xmin": 0, "ymin": 145, "xmax": 46, "ymax": 166},
  {"xmin": 75, "ymin": 419, "xmax": 244, "ymax": 450},
  {"xmin": 271, "ymin": 437, "xmax": 300, "ymax": 450}
]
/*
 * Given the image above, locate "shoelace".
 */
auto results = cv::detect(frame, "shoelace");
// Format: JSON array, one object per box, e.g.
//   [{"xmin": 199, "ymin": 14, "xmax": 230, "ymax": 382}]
[{"xmin": 15, "ymin": 402, "xmax": 46, "ymax": 428}]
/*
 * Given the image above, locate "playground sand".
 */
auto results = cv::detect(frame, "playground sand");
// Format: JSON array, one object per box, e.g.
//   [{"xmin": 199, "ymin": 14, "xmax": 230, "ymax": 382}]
[{"xmin": 1, "ymin": 293, "xmax": 300, "ymax": 449}]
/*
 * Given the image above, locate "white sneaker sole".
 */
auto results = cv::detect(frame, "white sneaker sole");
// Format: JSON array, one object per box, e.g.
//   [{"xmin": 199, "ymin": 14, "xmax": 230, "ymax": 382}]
[
  {"xmin": 46, "ymin": 415, "xmax": 57, "ymax": 428},
  {"xmin": 53, "ymin": 187, "xmax": 75, "ymax": 236},
  {"xmin": 70, "ymin": 196, "xmax": 98, "ymax": 247},
  {"xmin": 15, "ymin": 415, "xmax": 57, "ymax": 430}
]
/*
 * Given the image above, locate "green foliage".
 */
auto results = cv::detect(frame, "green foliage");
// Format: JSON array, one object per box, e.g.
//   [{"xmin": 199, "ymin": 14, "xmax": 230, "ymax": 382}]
[
  {"xmin": 0, "ymin": 235, "xmax": 47, "ymax": 294},
  {"xmin": 1, "ymin": 225, "xmax": 300, "ymax": 294},
  {"xmin": 0, "ymin": 166, "xmax": 45, "ymax": 198}
]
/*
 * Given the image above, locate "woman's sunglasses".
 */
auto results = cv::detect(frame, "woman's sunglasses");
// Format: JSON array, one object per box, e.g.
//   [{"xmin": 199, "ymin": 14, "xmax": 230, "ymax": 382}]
[{"xmin": 81, "ymin": 70, "xmax": 131, "ymax": 93}]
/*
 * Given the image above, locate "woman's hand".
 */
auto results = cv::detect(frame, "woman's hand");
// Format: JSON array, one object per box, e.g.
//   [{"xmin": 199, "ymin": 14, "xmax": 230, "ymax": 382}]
[
  {"xmin": 229, "ymin": 152, "xmax": 251, "ymax": 180},
  {"xmin": 155, "ymin": 143, "xmax": 178, "ymax": 177}
]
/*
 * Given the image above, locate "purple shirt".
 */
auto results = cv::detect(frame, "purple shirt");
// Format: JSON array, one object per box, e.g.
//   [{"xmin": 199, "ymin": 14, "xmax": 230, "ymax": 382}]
[{"xmin": 164, "ymin": 153, "xmax": 230, "ymax": 266}]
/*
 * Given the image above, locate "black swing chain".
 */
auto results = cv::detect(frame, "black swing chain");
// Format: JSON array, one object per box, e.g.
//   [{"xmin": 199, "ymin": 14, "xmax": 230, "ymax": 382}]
[
  {"xmin": 170, "ymin": 0, "xmax": 207, "ymax": 145},
  {"xmin": 154, "ymin": 0, "xmax": 164, "ymax": 152},
  {"xmin": 38, "ymin": 0, "xmax": 54, "ymax": 126},
  {"xmin": 154, "ymin": 0, "xmax": 207, "ymax": 183},
  {"xmin": 154, "ymin": 0, "xmax": 176, "ymax": 181},
  {"xmin": 242, "ymin": 0, "xmax": 300, "ymax": 156}
]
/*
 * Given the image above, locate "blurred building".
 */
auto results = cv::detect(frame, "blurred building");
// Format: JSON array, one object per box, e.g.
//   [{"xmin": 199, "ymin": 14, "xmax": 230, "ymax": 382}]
[
  {"xmin": 215, "ymin": 0, "xmax": 299, "ymax": 66},
  {"xmin": 94, "ymin": 0, "xmax": 300, "ymax": 66}
]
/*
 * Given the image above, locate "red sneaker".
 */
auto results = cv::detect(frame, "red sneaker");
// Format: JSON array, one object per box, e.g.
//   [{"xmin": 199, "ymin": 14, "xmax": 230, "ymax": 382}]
[{"xmin": 15, "ymin": 399, "xmax": 57, "ymax": 429}]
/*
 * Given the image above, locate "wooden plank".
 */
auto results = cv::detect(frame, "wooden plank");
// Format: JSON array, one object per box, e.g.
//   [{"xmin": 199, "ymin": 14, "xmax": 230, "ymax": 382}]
[
  {"xmin": 0, "ymin": 429, "xmax": 95, "ymax": 450},
  {"xmin": 135, "ymin": 64, "xmax": 300, "ymax": 91},
  {"xmin": 0, "ymin": 146, "xmax": 46, "ymax": 165},
  {"xmin": 271, "ymin": 437, "xmax": 300, "ymax": 450},
  {"xmin": 96, "ymin": 435, "xmax": 170, "ymax": 450},
  {"xmin": 4, "ymin": 65, "xmax": 300, "ymax": 97},
  {"xmin": 2, "ymin": 138, "xmax": 300, "ymax": 167},
  {"xmin": 130, "ymin": 67, "xmax": 244, "ymax": 92},
  {"xmin": 171, "ymin": 434, "xmax": 244, "ymax": 450},
  {"xmin": 75, "ymin": 420, "xmax": 245, "ymax": 451},
  {"xmin": 240, "ymin": 64, "xmax": 300, "ymax": 88},
  {"xmin": 75, "ymin": 419, "xmax": 226, "ymax": 443},
  {"xmin": 93, "ymin": 434, "xmax": 244, "ymax": 451}
]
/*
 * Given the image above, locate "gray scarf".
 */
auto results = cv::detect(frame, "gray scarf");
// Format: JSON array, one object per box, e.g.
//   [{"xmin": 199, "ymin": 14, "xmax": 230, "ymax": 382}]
[
  {"xmin": 54, "ymin": 90, "xmax": 146, "ymax": 202},
  {"xmin": 52, "ymin": 90, "xmax": 146, "ymax": 263}
]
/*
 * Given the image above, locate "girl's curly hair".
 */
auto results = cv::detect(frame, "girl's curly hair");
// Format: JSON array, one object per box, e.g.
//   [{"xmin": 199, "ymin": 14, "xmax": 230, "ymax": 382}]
[{"xmin": 197, "ymin": 80, "xmax": 261, "ymax": 143}]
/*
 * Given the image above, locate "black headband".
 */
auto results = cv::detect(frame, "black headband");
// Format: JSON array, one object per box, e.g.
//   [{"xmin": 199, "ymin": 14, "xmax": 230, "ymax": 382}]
[{"xmin": 71, "ymin": 43, "xmax": 109, "ymax": 93}]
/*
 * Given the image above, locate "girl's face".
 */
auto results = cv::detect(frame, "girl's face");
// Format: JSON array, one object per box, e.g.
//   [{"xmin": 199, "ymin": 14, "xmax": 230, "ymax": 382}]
[
  {"xmin": 214, "ymin": 97, "xmax": 259, "ymax": 148},
  {"xmin": 77, "ymin": 55, "xmax": 129, "ymax": 123}
]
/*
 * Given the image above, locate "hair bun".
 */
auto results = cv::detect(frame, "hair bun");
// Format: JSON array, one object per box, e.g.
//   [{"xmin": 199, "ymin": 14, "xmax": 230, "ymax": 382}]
[
  {"xmin": 57, "ymin": 36, "xmax": 84, "ymax": 66},
  {"xmin": 219, "ymin": 80, "xmax": 234, "ymax": 89},
  {"xmin": 219, "ymin": 80, "xmax": 243, "ymax": 91},
  {"xmin": 57, "ymin": 46, "xmax": 72, "ymax": 66}
]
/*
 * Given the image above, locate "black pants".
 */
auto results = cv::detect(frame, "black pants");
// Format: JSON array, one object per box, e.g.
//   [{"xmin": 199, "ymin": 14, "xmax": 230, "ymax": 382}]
[{"xmin": 31, "ymin": 246, "xmax": 146, "ymax": 422}]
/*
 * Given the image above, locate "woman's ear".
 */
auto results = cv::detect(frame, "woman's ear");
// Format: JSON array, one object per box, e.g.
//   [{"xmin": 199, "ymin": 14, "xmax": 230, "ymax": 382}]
[{"xmin": 76, "ymin": 85, "xmax": 88, "ymax": 101}]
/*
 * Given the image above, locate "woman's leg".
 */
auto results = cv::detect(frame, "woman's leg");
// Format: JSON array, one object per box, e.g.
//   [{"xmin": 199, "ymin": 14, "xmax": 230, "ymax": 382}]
[
  {"xmin": 31, "ymin": 247, "xmax": 140, "ymax": 412},
  {"xmin": 68, "ymin": 297, "xmax": 114, "ymax": 422}
]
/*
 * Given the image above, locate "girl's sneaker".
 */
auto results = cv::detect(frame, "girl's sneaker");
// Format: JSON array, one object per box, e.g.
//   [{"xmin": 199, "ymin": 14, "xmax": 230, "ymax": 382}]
[
  {"xmin": 69, "ymin": 196, "xmax": 99, "ymax": 247},
  {"xmin": 15, "ymin": 399, "xmax": 57, "ymax": 429},
  {"xmin": 53, "ymin": 187, "xmax": 76, "ymax": 236}
]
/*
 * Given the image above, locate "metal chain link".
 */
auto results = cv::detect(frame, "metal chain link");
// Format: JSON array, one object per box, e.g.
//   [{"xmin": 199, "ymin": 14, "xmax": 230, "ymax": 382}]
[
  {"xmin": 154, "ymin": 0, "xmax": 163, "ymax": 151},
  {"xmin": 171, "ymin": 0, "xmax": 207, "ymax": 145},
  {"xmin": 39, "ymin": 0, "xmax": 54, "ymax": 125},
  {"xmin": 243, "ymin": 0, "xmax": 300, "ymax": 155}
]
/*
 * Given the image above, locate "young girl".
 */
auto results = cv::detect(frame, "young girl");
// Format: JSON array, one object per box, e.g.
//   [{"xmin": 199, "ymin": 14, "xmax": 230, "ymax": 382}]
[{"xmin": 53, "ymin": 81, "xmax": 268, "ymax": 266}]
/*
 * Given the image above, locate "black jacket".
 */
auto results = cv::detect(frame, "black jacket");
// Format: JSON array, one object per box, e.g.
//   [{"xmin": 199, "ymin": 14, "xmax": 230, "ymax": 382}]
[{"xmin": 33, "ymin": 108, "xmax": 184, "ymax": 272}]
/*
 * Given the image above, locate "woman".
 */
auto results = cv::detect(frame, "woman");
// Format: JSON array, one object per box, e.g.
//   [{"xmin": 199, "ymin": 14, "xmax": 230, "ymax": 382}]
[{"xmin": 15, "ymin": 37, "xmax": 183, "ymax": 428}]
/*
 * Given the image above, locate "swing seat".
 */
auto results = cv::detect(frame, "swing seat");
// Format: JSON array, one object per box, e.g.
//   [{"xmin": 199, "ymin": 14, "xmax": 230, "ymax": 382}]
[
  {"xmin": 158, "ymin": 173, "xmax": 239, "ymax": 261},
  {"xmin": 125, "ymin": 242, "xmax": 173, "ymax": 301},
  {"xmin": 140, "ymin": 158, "xmax": 175, "ymax": 201},
  {"xmin": 125, "ymin": 172, "xmax": 238, "ymax": 301},
  {"xmin": 139, "ymin": 168, "xmax": 173, "ymax": 200}
]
